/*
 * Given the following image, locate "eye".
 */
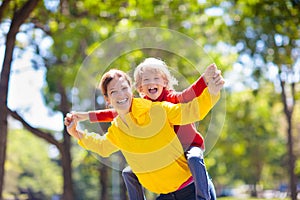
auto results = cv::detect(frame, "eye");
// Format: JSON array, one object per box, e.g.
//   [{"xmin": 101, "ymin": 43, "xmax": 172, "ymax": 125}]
[
  {"xmin": 110, "ymin": 90, "xmax": 116, "ymax": 95},
  {"xmin": 122, "ymin": 86, "xmax": 128, "ymax": 91}
]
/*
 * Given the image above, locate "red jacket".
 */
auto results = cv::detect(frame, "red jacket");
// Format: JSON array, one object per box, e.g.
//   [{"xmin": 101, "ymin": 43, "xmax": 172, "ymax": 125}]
[{"xmin": 89, "ymin": 76, "xmax": 207, "ymax": 150}]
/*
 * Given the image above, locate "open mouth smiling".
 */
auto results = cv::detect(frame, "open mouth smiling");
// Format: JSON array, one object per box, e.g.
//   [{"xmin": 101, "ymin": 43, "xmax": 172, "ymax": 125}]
[
  {"xmin": 117, "ymin": 98, "xmax": 128, "ymax": 104},
  {"xmin": 148, "ymin": 87, "xmax": 158, "ymax": 94}
]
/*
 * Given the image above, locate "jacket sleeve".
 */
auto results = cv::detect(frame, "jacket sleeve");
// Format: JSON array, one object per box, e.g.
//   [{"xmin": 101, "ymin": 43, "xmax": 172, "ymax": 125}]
[
  {"xmin": 89, "ymin": 109, "xmax": 118, "ymax": 123},
  {"xmin": 176, "ymin": 76, "xmax": 207, "ymax": 103},
  {"xmin": 78, "ymin": 130, "xmax": 119, "ymax": 157},
  {"xmin": 165, "ymin": 88, "xmax": 220, "ymax": 125}
]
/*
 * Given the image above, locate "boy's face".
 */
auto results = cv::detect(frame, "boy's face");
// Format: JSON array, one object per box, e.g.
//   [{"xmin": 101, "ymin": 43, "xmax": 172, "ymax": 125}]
[
  {"xmin": 140, "ymin": 69, "xmax": 167, "ymax": 100},
  {"xmin": 106, "ymin": 76, "xmax": 133, "ymax": 115}
]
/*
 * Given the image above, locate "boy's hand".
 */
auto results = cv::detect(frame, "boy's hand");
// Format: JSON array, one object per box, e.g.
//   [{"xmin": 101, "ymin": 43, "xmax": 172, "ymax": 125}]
[
  {"xmin": 203, "ymin": 63, "xmax": 218, "ymax": 85},
  {"xmin": 207, "ymin": 70, "xmax": 225, "ymax": 95},
  {"xmin": 64, "ymin": 113, "xmax": 82, "ymax": 139},
  {"xmin": 64, "ymin": 113, "xmax": 74, "ymax": 127}
]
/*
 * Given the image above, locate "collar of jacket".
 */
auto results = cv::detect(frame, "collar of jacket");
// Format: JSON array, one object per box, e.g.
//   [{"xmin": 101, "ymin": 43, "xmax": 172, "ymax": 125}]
[
  {"xmin": 144, "ymin": 88, "xmax": 171, "ymax": 102},
  {"xmin": 129, "ymin": 98, "xmax": 152, "ymax": 125}
]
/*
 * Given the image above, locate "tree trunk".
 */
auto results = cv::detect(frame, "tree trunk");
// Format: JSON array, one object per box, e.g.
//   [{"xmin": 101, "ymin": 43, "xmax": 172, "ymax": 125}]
[
  {"xmin": 99, "ymin": 164, "xmax": 108, "ymax": 200},
  {"xmin": 61, "ymin": 141, "xmax": 74, "ymax": 200},
  {"xmin": 58, "ymin": 81, "xmax": 75, "ymax": 200},
  {"xmin": 7, "ymin": 75, "xmax": 75, "ymax": 200},
  {"xmin": 8, "ymin": 107, "xmax": 75, "ymax": 199},
  {"xmin": 287, "ymin": 116, "xmax": 297, "ymax": 200},
  {"xmin": 0, "ymin": 0, "xmax": 11, "ymax": 22},
  {"xmin": 280, "ymin": 80, "xmax": 297, "ymax": 200},
  {"xmin": 0, "ymin": 1, "xmax": 39, "ymax": 199}
]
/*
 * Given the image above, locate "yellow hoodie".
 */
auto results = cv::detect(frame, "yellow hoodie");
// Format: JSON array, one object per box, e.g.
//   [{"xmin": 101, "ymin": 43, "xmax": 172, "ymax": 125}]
[{"xmin": 78, "ymin": 88, "xmax": 220, "ymax": 194}]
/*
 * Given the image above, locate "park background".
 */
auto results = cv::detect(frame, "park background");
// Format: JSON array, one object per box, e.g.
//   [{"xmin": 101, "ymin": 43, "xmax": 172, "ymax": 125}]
[{"xmin": 0, "ymin": 0, "xmax": 299, "ymax": 199}]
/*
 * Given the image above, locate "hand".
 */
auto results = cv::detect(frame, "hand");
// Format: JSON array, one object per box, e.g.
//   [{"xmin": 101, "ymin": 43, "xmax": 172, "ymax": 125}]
[
  {"xmin": 207, "ymin": 70, "xmax": 225, "ymax": 95},
  {"xmin": 203, "ymin": 63, "xmax": 218, "ymax": 85},
  {"xmin": 64, "ymin": 113, "xmax": 74, "ymax": 127},
  {"xmin": 64, "ymin": 113, "xmax": 82, "ymax": 139}
]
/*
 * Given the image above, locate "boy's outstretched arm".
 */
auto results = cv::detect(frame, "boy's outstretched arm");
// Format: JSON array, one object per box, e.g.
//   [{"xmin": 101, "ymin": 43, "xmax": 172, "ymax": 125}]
[
  {"xmin": 177, "ymin": 63, "xmax": 219, "ymax": 103},
  {"xmin": 71, "ymin": 112, "xmax": 89, "ymax": 122},
  {"xmin": 71, "ymin": 109, "xmax": 118, "ymax": 123},
  {"xmin": 88, "ymin": 109, "xmax": 118, "ymax": 122},
  {"xmin": 64, "ymin": 113, "xmax": 118, "ymax": 157}
]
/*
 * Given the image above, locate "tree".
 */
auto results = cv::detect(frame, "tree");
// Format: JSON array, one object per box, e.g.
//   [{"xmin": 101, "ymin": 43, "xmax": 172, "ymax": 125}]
[
  {"xmin": 213, "ymin": 87, "xmax": 286, "ymax": 196},
  {"xmin": 5, "ymin": 128, "xmax": 62, "ymax": 198},
  {"xmin": 224, "ymin": 0, "xmax": 300, "ymax": 199},
  {"xmin": 0, "ymin": 1, "xmax": 40, "ymax": 198},
  {"xmin": 1, "ymin": 0, "xmax": 77, "ymax": 198},
  {"xmin": 4, "ymin": 0, "xmax": 285, "ymax": 198}
]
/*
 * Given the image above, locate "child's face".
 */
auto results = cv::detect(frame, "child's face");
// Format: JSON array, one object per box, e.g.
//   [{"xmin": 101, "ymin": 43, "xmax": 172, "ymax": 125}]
[
  {"xmin": 106, "ymin": 76, "xmax": 133, "ymax": 115},
  {"xmin": 140, "ymin": 69, "xmax": 167, "ymax": 100}
]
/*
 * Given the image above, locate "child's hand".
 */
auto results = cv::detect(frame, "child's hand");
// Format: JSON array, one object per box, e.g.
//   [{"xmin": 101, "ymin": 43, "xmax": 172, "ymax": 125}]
[
  {"xmin": 203, "ymin": 63, "xmax": 218, "ymax": 85},
  {"xmin": 207, "ymin": 70, "xmax": 225, "ymax": 95},
  {"xmin": 64, "ymin": 113, "xmax": 74, "ymax": 127},
  {"xmin": 64, "ymin": 113, "xmax": 82, "ymax": 139}
]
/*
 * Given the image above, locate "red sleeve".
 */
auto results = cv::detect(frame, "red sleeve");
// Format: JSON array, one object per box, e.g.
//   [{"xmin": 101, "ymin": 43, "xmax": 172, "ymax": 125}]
[
  {"xmin": 176, "ymin": 76, "xmax": 207, "ymax": 103},
  {"xmin": 88, "ymin": 109, "xmax": 118, "ymax": 123}
]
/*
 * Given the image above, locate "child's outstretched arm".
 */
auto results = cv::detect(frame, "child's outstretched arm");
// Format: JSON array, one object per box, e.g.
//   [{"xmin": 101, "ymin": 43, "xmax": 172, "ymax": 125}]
[
  {"xmin": 64, "ymin": 112, "xmax": 119, "ymax": 157},
  {"xmin": 176, "ymin": 63, "xmax": 218, "ymax": 103},
  {"xmin": 88, "ymin": 109, "xmax": 118, "ymax": 122},
  {"xmin": 71, "ymin": 109, "xmax": 118, "ymax": 123}
]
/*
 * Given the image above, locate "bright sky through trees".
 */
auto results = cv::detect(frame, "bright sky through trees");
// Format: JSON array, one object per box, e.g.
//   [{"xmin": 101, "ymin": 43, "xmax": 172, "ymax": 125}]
[{"xmin": 0, "ymin": 24, "xmax": 63, "ymax": 131}]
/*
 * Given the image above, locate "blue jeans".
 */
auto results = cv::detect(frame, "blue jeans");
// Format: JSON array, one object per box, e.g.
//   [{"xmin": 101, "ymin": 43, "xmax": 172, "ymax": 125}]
[
  {"xmin": 187, "ymin": 147, "xmax": 217, "ymax": 200},
  {"xmin": 122, "ymin": 166, "xmax": 146, "ymax": 200}
]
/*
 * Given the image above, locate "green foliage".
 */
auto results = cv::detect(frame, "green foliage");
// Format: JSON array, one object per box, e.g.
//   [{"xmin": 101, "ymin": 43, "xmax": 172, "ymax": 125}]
[
  {"xmin": 208, "ymin": 85, "xmax": 286, "ymax": 189},
  {"xmin": 225, "ymin": 0, "xmax": 300, "ymax": 69},
  {"xmin": 2, "ymin": 0, "xmax": 300, "ymax": 198},
  {"xmin": 5, "ymin": 128, "xmax": 62, "ymax": 198},
  {"xmin": 72, "ymin": 151, "xmax": 101, "ymax": 200},
  {"xmin": 40, "ymin": 0, "xmax": 233, "ymax": 112}
]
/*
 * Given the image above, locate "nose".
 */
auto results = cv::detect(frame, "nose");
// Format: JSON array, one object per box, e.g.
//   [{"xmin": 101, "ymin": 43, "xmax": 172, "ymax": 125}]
[{"xmin": 144, "ymin": 79, "xmax": 157, "ymax": 86}]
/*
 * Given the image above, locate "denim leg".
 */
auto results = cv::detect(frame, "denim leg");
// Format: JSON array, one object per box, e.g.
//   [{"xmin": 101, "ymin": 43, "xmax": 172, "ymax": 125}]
[
  {"xmin": 208, "ymin": 176, "xmax": 217, "ymax": 200},
  {"xmin": 122, "ymin": 166, "xmax": 146, "ymax": 200},
  {"xmin": 187, "ymin": 147, "xmax": 210, "ymax": 200}
]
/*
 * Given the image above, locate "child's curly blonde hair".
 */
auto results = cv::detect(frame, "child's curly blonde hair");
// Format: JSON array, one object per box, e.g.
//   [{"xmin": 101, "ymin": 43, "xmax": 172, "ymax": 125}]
[{"xmin": 133, "ymin": 57, "xmax": 178, "ymax": 93}]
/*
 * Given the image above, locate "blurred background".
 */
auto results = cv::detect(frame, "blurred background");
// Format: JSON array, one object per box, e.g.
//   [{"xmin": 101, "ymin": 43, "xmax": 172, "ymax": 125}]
[{"xmin": 0, "ymin": 0, "xmax": 299, "ymax": 199}]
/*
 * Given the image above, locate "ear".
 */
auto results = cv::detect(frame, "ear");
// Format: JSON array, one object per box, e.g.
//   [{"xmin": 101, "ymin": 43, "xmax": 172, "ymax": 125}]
[
  {"xmin": 138, "ymin": 86, "xmax": 144, "ymax": 93},
  {"xmin": 104, "ymin": 95, "xmax": 110, "ymax": 104},
  {"xmin": 163, "ymin": 80, "xmax": 168, "ymax": 87}
]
